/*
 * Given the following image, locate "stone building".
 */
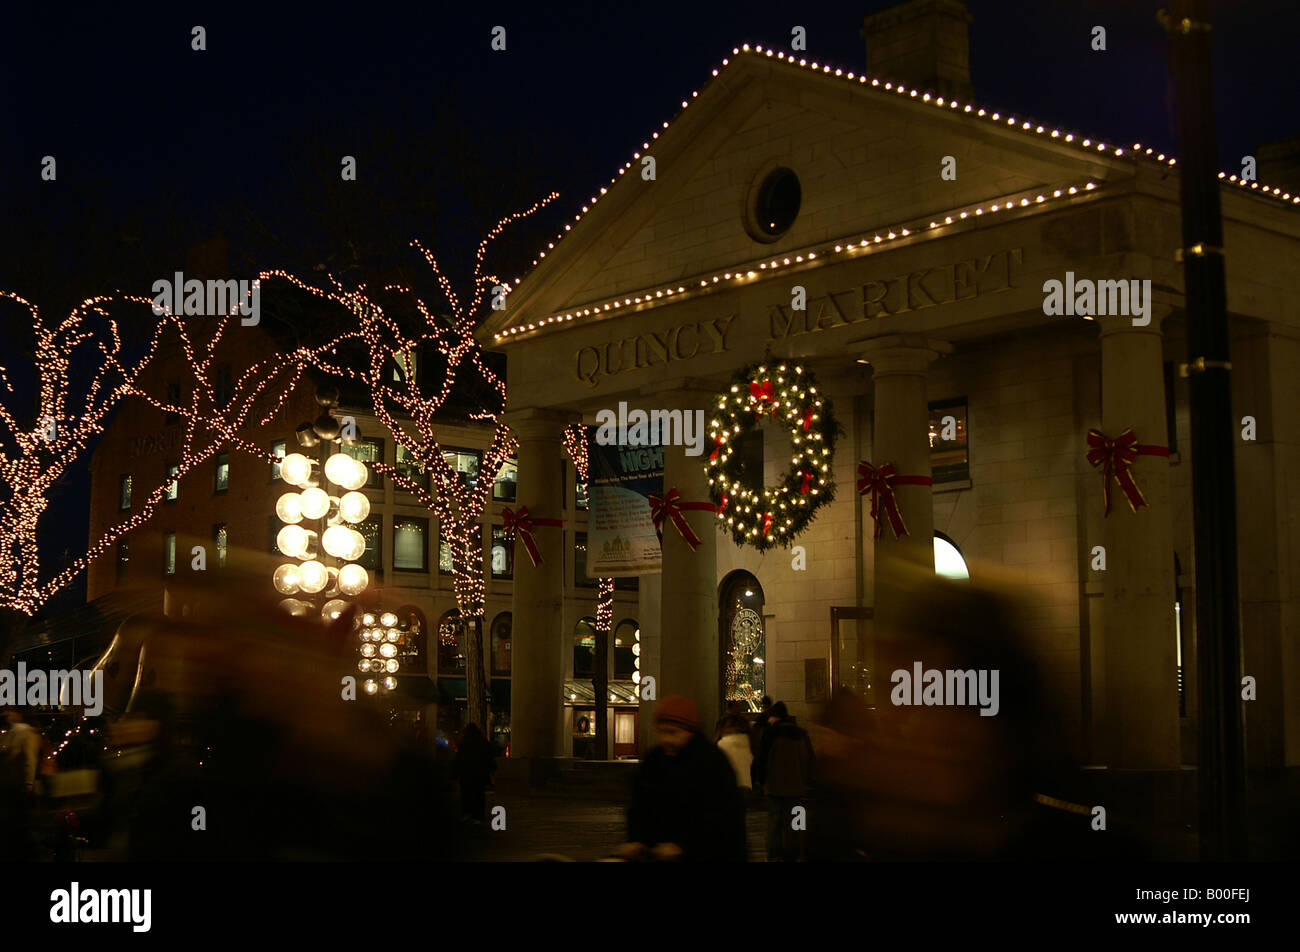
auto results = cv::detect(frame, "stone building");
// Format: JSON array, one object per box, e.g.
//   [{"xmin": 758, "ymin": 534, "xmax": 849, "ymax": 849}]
[{"xmin": 481, "ymin": 0, "xmax": 1300, "ymax": 784}]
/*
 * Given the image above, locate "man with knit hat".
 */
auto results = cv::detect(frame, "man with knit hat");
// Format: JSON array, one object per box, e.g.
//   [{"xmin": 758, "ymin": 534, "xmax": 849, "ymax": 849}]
[{"xmin": 617, "ymin": 695, "xmax": 746, "ymax": 861}]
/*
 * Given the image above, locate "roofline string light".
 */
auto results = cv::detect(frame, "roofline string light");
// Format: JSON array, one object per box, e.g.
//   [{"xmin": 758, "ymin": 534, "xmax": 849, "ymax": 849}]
[
  {"xmin": 496, "ymin": 43, "xmax": 1298, "ymax": 341},
  {"xmin": 496, "ymin": 181, "xmax": 1100, "ymax": 342}
]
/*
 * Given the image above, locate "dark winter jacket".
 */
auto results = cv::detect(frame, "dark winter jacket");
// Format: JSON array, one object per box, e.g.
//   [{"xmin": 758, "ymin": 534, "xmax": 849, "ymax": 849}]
[
  {"xmin": 627, "ymin": 732, "xmax": 746, "ymax": 861},
  {"xmin": 751, "ymin": 717, "xmax": 814, "ymax": 797}
]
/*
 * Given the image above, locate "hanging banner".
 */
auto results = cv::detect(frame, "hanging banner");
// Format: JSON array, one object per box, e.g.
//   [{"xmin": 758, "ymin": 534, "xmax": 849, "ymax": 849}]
[{"xmin": 585, "ymin": 433, "xmax": 664, "ymax": 576}]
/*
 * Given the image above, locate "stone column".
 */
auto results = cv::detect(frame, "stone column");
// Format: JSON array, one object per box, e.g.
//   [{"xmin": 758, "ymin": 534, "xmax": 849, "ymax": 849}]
[
  {"xmin": 858, "ymin": 335, "xmax": 951, "ymax": 642},
  {"xmin": 652, "ymin": 387, "xmax": 721, "ymax": 734},
  {"xmin": 505, "ymin": 409, "xmax": 571, "ymax": 760},
  {"xmin": 637, "ymin": 573, "xmax": 662, "ymax": 753},
  {"xmin": 1097, "ymin": 308, "xmax": 1180, "ymax": 769}
]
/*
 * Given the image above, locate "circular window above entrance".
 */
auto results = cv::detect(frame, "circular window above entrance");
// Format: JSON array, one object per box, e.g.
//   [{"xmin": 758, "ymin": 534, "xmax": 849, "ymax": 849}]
[{"xmin": 747, "ymin": 166, "xmax": 801, "ymax": 241}]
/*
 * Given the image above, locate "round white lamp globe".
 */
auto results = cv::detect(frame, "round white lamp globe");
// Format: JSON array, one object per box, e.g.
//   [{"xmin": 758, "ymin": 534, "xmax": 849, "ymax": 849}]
[
  {"xmin": 275, "ymin": 492, "xmax": 304, "ymax": 524},
  {"xmin": 325, "ymin": 453, "xmax": 368, "ymax": 491},
  {"xmin": 276, "ymin": 524, "xmax": 309, "ymax": 559},
  {"xmin": 281, "ymin": 453, "xmax": 313, "ymax": 487},
  {"xmin": 299, "ymin": 487, "xmax": 330, "ymax": 520},
  {"xmin": 338, "ymin": 491, "xmax": 371, "ymax": 525},
  {"xmin": 338, "ymin": 563, "xmax": 369, "ymax": 596},
  {"xmin": 272, "ymin": 563, "xmax": 302, "ymax": 595},
  {"xmin": 298, "ymin": 560, "xmax": 328, "ymax": 594}
]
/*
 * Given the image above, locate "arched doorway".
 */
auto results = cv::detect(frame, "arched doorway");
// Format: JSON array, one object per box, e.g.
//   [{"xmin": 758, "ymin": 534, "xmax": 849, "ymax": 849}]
[{"xmin": 719, "ymin": 571, "xmax": 766, "ymax": 712}]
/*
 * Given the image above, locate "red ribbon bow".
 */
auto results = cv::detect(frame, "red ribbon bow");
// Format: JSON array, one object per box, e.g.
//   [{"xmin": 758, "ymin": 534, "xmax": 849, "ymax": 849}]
[
  {"xmin": 709, "ymin": 434, "xmax": 724, "ymax": 461},
  {"xmin": 799, "ymin": 469, "xmax": 814, "ymax": 495},
  {"xmin": 501, "ymin": 506, "xmax": 564, "ymax": 567},
  {"xmin": 749, "ymin": 379, "xmax": 778, "ymax": 418},
  {"xmin": 1085, "ymin": 428, "xmax": 1169, "ymax": 514},
  {"xmin": 649, "ymin": 487, "xmax": 716, "ymax": 552},
  {"xmin": 856, "ymin": 461, "xmax": 933, "ymax": 539}
]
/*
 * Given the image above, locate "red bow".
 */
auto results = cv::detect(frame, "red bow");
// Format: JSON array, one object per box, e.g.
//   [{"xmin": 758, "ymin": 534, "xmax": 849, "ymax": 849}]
[
  {"xmin": 749, "ymin": 380, "xmax": 778, "ymax": 418},
  {"xmin": 649, "ymin": 487, "xmax": 716, "ymax": 552},
  {"xmin": 762, "ymin": 511, "xmax": 773, "ymax": 536},
  {"xmin": 799, "ymin": 469, "xmax": 814, "ymax": 495},
  {"xmin": 856, "ymin": 461, "xmax": 933, "ymax": 539},
  {"xmin": 501, "ymin": 506, "xmax": 564, "ymax": 566},
  {"xmin": 709, "ymin": 434, "xmax": 724, "ymax": 461},
  {"xmin": 1085, "ymin": 428, "xmax": 1169, "ymax": 514},
  {"xmin": 802, "ymin": 408, "xmax": 814, "ymax": 432}
]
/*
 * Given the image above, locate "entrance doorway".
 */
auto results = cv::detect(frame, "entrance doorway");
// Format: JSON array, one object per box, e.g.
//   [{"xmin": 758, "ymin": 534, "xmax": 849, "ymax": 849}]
[{"xmin": 719, "ymin": 571, "xmax": 766, "ymax": 712}]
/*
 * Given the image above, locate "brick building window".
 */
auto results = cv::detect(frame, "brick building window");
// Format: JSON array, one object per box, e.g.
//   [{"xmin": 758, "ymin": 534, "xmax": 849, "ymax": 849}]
[
  {"xmin": 119, "ymin": 474, "xmax": 132, "ymax": 511},
  {"xmin": 163, "ymin": 532, "xmax": 176, "ymax": 576},
  {"xmin": 491, "ymin": 526, "xmax": 513, "ymax": 579},
  {"xmin": 214, "ymin": 453, "xmax": 229, "ymax": 493},
  {"xmin": 270, "ymin": 440, "xmax": 286, "ymax": 481},
  {"xmin": 165, "ymin": 463, "xmax": 179, "ymax": 502},
  {"xmin": 393, "ymin": 517, "xmax": 429, "ymax": 571},
  {"xmin": 214, "ymin": 524, "xmax": 227, "ymax": 568}
]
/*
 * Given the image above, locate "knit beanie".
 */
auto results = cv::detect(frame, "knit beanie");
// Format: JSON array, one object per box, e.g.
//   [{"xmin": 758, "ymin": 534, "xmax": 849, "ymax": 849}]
[{"xmin": 655, "ymin": 695, "xmax": 699, "ymax": 731}]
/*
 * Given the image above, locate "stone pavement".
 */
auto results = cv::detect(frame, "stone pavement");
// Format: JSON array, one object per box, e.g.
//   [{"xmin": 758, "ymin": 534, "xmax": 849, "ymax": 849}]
[{"xmin": 463, "ymin": 791, "xmax": 769, "ymax": 862}]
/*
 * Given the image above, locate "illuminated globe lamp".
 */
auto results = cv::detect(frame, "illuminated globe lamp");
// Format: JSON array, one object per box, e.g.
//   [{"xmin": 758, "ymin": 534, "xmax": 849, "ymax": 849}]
[
  {"xmin": 298, "ymin": 560, "xmax": 328, "ymax": 595},
  {"xmin": 273, "ymin": 563, "xmax": 302, "ymax": 595},
  {"xmin": 321, "ymin": 598, "xmax": 349, "ymax": 621},
  {"xmin": 322, "ymin": 525, "xmax": 366, "ymax": 561},
  {"xmin": 325, "ymin": 452, "xmax": 368, "ymax": 492},
  {"xmin": 276, "ymin": 524, "xmax": 317, "ymax": 560},
  {"xmin": 299, "ymin": 487, "xmax": 331, "ymax": 520},
  {"xmin": 337, "ymin": 563, "xmax": 369, "ymax": 596},
  {"xmin": 275, "ymin": 492, "xmax": 304, "ymax": 524},
  {"xmin": 280, "ymin": 453, "xmax": 314, "ymax": 488},
  {"xmin": 338, "ymin": 491, "xmax": 370, "ymax": 525}
]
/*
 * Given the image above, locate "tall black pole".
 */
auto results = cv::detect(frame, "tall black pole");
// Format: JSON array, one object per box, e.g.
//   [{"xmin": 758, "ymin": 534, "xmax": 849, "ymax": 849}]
[{"xmin": 1163, "ymin": 0, "xmax": 1247, "ymax": 860}]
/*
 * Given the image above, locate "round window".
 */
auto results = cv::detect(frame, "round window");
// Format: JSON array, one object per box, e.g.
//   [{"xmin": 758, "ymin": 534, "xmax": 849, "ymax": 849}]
[{"xmin": 752, "ymin": 167, "xmax": 801, "ymax": 239}]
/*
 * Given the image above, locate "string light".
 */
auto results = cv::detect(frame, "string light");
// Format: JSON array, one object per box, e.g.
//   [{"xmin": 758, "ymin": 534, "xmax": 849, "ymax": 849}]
[
  {"xmin": 564, "ymin": 425, "xmax": 616, "ymax": 641},
  {"xmin": 495, "ymin": 46, "xmax": 1296, "ymax": 343},
  {"xmin": 0, "ymin": 290, "xmax": 327, "ymax": 615}
]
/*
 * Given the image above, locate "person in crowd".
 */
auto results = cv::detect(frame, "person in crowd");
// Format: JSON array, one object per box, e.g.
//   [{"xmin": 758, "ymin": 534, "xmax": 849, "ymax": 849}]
[
  {"xmin": 715, "ymin": 714, "xmax": 754, "ymax": 801},
  {"xmin": 619, "ymin": 695, "xmax": 746, "ymax": 861},
  {"xmin": 752, "ymin": 701, "xmax": 814, "ymax": 861},
  {"xmin": 750, "ymin": 696, "xmax": 774, "ymax": 755},
  {"xmin": 455, "ymin": 722, "xmax": 497, "ymax": 824},
  {"xmin": 0, "ymin": 707, "xmax": 44, "ymax": 860},
  {"xmin": 713, "ymin": 700, "xmax": 749, "ymax": 741}
]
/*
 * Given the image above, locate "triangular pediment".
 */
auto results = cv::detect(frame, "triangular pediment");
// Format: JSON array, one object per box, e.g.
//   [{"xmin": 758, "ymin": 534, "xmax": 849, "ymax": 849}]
[{"xmin": 481, "ymin": 50, "xmax": 1131, "ymax": 346}]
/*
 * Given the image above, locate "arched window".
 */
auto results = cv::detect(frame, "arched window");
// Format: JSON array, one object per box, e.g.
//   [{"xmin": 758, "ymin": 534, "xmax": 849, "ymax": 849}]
[
  {"xmin": 613, "ymin": 619, "xmax": 639, "ymax": 680},
  {"xmin": 719, "ymin": 572, "xmax": 765, "ymax": 710},
  {"xmin": 934, "ymin": 531, "xmax": 970, "ymax": 579},
  {"xmin": 437, "ymin": 609, "xmax": 465, "ymax": 675},
  {"xmin": 573, "ymin": 616, "xmax": 597, "ymax": 678},
  {"xmin": 490, "ymin": 612, "xmax": 512, "ymax": 677}
]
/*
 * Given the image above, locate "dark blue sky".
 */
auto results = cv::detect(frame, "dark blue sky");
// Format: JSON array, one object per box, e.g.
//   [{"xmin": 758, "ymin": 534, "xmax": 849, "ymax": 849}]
[{"xmin": 1, "ymin": 0, "xmax": 1297, "ymax": 610}]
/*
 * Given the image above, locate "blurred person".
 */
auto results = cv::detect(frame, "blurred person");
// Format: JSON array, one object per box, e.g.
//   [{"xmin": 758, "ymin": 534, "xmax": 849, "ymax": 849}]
[
  {"xmin": 0, "ymin": 707, "xmax": 44, "ymax": 859},
  {"xmin": 715, "ymin": 713, "xmax": 754, "ymax": 800},
  {"xmin": 455, "ymin": 722, "xmax": 496, "ymax": 824},
  {"xmin": 752, "ymin": 701, "xmax": 814, "ymax": 861},
  {"xmin": 619, "ymin": 695, "xmax": 745, "ymax": 861},
  {"xmin": 82, "ymin": 570, "xmax": 460, "ymax": 861},
  {"xmin": 713, "ymin": 700, "xmax": 749, "ymax": 741}
]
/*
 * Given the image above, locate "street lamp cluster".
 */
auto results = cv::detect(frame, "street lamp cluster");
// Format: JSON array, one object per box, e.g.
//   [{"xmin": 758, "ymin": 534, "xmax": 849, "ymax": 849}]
[
  {"xmin": 272, "ymin": 388, "xmax": 372, "ymax": 619},
  {"xmin": 358, "ymin": 610, "xmax": 405, "ymax": 695}
]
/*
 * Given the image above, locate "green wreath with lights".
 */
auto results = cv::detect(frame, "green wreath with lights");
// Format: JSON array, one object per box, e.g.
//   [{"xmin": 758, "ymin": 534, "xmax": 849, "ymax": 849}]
[{"xmin": 706, "ymin": 361, "xmax": 839, "ymax": 552}]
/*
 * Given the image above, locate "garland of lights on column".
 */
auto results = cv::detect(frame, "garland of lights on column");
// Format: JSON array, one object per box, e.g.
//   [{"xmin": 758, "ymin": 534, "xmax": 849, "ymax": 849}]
[{"xmin": 706, "ymin": 362, "xmax": 838, "ymax": 552}]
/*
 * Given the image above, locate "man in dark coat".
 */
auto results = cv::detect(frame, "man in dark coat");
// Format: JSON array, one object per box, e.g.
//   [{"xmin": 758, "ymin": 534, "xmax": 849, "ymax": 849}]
[
  {"xmin": 620, "ymin": 695, "xmax": 746, "ymax": 861},
  {"xmin": 751, "ymin": 701, "xmax": 814, "ymax": 861}
]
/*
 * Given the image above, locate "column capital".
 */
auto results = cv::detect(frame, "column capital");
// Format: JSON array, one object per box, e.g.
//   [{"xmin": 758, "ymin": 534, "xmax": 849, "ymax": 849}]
[
  {"xmin": 502, "ymin": 407, "xmax": 575, "ymax": 442},
  {"xmin": 1095, "ymin": 301, "xmax": 1176, "ymax": 337},
  {"xmin": 856, "ymin": 335, "xmax": 953, "ymax": 376}
]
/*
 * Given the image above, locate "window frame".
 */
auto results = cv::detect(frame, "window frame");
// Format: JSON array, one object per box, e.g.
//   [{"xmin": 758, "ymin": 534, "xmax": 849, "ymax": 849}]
[
  {"xmin": 214, "ymin": 452, "xmax": 230, "ymax": 494},
  {"xmin": 392, "ymin": 515, "xmax": 430, "ymax": 572}
]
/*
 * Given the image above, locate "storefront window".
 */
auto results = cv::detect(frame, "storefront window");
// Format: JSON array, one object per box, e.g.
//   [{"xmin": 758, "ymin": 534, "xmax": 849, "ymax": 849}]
[
  {"xmin": 442, "ymin": 447, "xmax": 481, "ymax": 489},
  {"xmin": 395, "ymin": 444, "xmax": 429, "ymax": 491},
  {"xmin": 928, "ymin": 399, "xmax": 969, "ymax": 483},
  {"xmin": 613, "ymin": 619, "xmax": 638, "ymax": 679},
  {"xmin": 720, "ymin": 573, "xmax": 765, "ymax": 709},
  {"xmin": 490, "ymin": 612, "xmax": 511, "ymax": 676},
  {"xmin": 357, "ymin": 516, "xmax": 382, "ymax": 571},
  {"xmin": 574, "ymin": 617, "xmax": 597, "ymax": 678},
  {"xmin": 342, "ymin": 438, "xmax": 384, "ymax": 488},
  {"xmin": 394, "ymin": 517, "xmax": 429, "ymax": 571},
  {"xmin": 491, "ymin": 526, "xmax": 512, "ymax": 579},
  {"xmin": 437, "ymin": 610, "xmax": 465, "ymax": 675}
]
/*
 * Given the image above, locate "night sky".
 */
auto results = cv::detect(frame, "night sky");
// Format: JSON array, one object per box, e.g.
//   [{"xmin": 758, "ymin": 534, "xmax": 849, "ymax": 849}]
[{"xmin": 2, "ymin": 0, "xmax": 1297, "ymax": 611}]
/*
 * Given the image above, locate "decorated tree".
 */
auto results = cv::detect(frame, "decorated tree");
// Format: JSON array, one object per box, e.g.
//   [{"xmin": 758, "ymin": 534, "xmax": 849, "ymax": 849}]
[
  {"xmin": 564, "ymin": 423, "xmax": 616, "ymax": 758},
  {"xmin": 0, "ymin": 288, "xmax": 329, "ymax": 658},
  {"xmin": 266, "ymin": 193, "xmax": 556, "ymax": 732}
]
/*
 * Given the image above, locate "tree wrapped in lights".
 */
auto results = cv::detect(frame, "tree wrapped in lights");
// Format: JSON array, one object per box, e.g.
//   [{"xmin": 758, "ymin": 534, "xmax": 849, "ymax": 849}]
[
  {"xmin": 564, "ymin": 423, "xmax": 616, "ymax": 757},
  {"xmin": 264, "ymin": 192, "xmax": 557, "ymax": 729},
  {"xmin": 0, "ymin": 287, "xmax": 338, "ymax": 654}
]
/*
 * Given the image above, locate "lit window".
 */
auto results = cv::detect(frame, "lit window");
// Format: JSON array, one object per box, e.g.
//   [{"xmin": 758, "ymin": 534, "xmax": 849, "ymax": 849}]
[
  {"xmin": 214, "ymin": 453, "xmax": 229, "ymax": 493},
  {"xmin": 119, "ymin": 475, "xmax": 132, "ymax": 511},
  {"xmin": 491, "ymin": 526, "xmax": 512, "ymax": 579},
  {"xmin": 213, "ymin": 524, "xmax": 227, "ymax": 568},
  {"xmin": 928, "ymin": 399, "xmax": 969, "ymax": 483},
  {"xmin": 934, "ymin": 532, "xmax": 969, "ymax": 579},
  {"xmin": 270, "ymin": 440, "xmax": 286, "ymax": 481},
  {"xmin": 164, "ymin": 463, "xmax": 179, "ymax": 501},
  {"xmin": 396, "ymin": 445, "xmax": 429, "ymax": 491},
  {"xmin": 493, "ymin": 458, "xmax": 517, "ymax": 502},
  {"xmin": 342, "ymin": 439, "xmax": 383, "ymax": 488},
  {"xmin": 393, "ymin": 517, "xmax": 428, "ymax": 571},
  {"xmin": 163, "ymin": 532, "xmax": 176, "ymax": 576},
  {"xmin": 442, "ymin": 448, "xmax": 481, "ymax": 489}
]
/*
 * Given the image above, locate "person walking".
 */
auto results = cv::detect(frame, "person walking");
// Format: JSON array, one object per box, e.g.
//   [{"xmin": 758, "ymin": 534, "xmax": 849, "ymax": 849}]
[
  {"xmin": 0, "ymin": 708, "xmax": 44, "ymax": 860},
  {"xmin": 751, "ymin": 702, "xmax": 814, "ymax": 861},
  {"xmin": 715, "ymin": 714, "xmax": 754, "ymax": 802},
  {"xmin": 619, "ymin": 695, "xmax": 746, "ymax": 861},
  {"xmin": 455, "ymin": 723, "xmax": 496, "ymax": 824}
]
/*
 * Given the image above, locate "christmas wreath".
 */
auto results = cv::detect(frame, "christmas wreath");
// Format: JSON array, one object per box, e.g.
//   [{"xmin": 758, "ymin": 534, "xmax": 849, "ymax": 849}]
[{"xmin": 706, "ymin": 362, "xmax": 838, "ymax": 551}]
